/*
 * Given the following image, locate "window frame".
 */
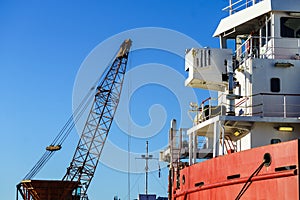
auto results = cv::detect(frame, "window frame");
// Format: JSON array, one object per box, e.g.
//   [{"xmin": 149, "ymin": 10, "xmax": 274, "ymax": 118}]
[
  {"xmin": 270, "ymin": 77, "xmax": 280, "ymax": 92},
  {"xmin": 280, "ymin": 17, "xmax": 300, "ymax": 38}
]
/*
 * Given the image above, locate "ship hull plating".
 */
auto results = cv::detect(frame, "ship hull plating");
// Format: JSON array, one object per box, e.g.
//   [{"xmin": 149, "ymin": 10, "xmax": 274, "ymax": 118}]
[{"xmin": 172, "ymin": 139, "xmax": 299, "ymax": 200}]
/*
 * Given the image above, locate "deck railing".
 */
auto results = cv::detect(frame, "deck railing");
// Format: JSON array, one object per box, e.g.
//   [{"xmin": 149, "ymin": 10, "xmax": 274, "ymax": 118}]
[
  {"xmin": 192, "ymin": 93, "xmax": 300, "ymax": 124},
  {"xmin": 252, "ymin": 93, "xmax": 300, "ymax": 118},
  {"xmin": 223, "ymin": 0, "xmax": 264, "ymax": 15},
  {"xmin": 235, "ymin": 36, "xmax": 300, "ymax": 62}
]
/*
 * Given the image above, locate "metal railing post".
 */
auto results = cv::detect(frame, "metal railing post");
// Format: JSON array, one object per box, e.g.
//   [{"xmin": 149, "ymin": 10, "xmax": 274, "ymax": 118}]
[
  {"xmin": 283, "ymin": 95, "xmax": 287, "ymax": 118},
  {"xmin": 261, "ymin": 94, "xmax": 264, "ymax": 117}
]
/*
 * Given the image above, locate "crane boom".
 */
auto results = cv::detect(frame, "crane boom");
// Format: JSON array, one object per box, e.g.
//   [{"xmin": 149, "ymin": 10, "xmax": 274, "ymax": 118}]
[{"xmin": 63, "ymin": 39, "xmax": 132, "ymax": 198}]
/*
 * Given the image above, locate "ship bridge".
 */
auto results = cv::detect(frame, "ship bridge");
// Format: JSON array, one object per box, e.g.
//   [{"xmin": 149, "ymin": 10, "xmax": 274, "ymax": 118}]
[
  {"xmin": 214, "ymin": 0, "xmax": 300, "ymax": 38},
  {"xmin": 214, "ymin": 0, "xmax": 300, "ymax": 60}
]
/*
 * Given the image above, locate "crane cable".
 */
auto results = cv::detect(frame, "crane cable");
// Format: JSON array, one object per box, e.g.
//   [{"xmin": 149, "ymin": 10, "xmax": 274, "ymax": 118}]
[
  {"xmin": 23, "ymin": 46, "xmax": 121, "ymax": 180},
  {"xmin": 23, "ymin": 87, "xmax": 95, "ymax": 180},
  {"xmin": 23, "ymin": 74, "xmax": 108, "ymax": 180}
]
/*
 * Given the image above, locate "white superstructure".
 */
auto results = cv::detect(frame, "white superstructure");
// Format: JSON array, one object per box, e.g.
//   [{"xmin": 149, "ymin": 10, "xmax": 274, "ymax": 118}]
[{"xmin": 161, "ymin": 0, "xmax": 300, "ymax": 166}]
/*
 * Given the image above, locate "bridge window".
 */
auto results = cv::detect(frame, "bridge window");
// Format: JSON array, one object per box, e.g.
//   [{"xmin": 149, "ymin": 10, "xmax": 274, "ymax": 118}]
[
  {"xmin": 270, "ymin": 78, "xmax": 280, "ymax": 92},
  {"xmin": 281, "ymin": 17, "xmax": 300, "ymax": 38}
]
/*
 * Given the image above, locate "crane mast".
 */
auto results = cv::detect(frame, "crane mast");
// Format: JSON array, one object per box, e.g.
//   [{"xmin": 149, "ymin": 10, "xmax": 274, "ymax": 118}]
[
  {"xmin": 16, "ymin": 39, "xmax": 132, "ymax": 200},
  {"xmin": 63, "ymin": 39, "xmax": 132, "ymax": 198}
]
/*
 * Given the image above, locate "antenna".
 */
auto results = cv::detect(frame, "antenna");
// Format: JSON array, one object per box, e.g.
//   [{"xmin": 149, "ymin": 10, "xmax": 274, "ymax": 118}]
[{"xmin": 136, "ymin": 141, "xmax": 158, "ymax": 195}]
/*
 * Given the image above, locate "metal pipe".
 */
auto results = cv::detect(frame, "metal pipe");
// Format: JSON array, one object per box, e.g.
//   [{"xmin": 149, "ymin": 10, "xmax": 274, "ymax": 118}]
[
  {"xmin": 265, "ymin": 15, "xmax": 269, "ymax": 57},
  {"xmin": 170, "ymin": 119, "xmax": 177, "ymax": 167},
  {"xmin": 213, "ymin": 122, "xmax": 220, "ymax": 157},
  {"xmin": 283, "ymin": 95, "xmax": 286, "ymax": 118},
  {"xmin": 168, "ymin": 169, "xmax": 172, "ymax": 200},
  {"xmin": 189, "ymin": 132, "xmax": 193, "ymax": 165},
  {"xmin": 221, "ymin": 123, "xmax": 225, "ymax": 155},
  {"xmin": 228, "ymin": 72, "xmax": 235, "ymax": 114},
  {"xmin": 193, "ymin": 132, "xmax": 197, "ymax": 164},
  {"xmin": 227, "ymin": 59, "xmax": 236, "ymax": 116}
]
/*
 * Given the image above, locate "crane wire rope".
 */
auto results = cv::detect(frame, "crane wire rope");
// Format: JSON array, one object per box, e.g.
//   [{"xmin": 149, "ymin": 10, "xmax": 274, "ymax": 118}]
[
  {"xmin": 24, "ymin": 90, "xmax": 97, "ymax": 180},
  {"xmin": 23, "ymin": 52, "xmax": 118, "ymax": 180},
  {"xmin": 23, "ymin": 85, "xmax": 95, "ymax": 180}
]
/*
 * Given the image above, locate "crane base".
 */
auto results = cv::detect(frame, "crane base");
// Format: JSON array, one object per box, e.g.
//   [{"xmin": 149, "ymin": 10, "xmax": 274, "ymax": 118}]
[{"xmin": 16, "ymin": 180, "xmax": 80, "ymax": 200}]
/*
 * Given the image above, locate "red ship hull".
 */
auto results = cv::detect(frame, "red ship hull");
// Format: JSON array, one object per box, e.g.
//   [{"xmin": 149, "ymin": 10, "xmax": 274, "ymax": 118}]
[{"xmin": 171, "ymin": 139, "xmax": 299, "ymax": 200}]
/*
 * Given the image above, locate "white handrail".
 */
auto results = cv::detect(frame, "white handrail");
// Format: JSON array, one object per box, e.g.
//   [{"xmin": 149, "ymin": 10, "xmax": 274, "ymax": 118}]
[
  {"xmin": 193, "ymin": 93, "xmax": 300, "ymax": 121},
  {"xmin": 222, "ymin": 0, "xmax": 243, "ymax": 11},
  {"xmin": 222, "ymin": 0, "xmax": 263, "ymax": 15}
]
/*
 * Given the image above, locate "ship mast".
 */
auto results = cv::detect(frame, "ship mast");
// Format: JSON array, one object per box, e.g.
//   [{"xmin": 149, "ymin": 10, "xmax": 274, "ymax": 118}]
[
  {"xmin": 145, "ymin": 141, "xmax": 149, "ymax": 195},
  {"xmin": 137, "ymin": 141, "xmax": 157, "ymax": 195}
]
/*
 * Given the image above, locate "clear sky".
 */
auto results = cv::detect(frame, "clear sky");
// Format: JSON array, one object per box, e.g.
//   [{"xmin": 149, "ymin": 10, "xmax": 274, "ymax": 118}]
[{"xmin": 0, "ymin": 0, "xmax": 229, "ymax": 199}]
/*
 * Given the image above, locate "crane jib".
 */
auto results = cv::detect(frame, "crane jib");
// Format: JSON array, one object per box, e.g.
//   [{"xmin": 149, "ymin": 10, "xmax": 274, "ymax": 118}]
[
  {"xmin": 17, "ymin": 39, "xmax": 132, "ymax": 200},
  {"xmin": 62, "ymin": 39, "xmax": 132, "ymax": 198}
]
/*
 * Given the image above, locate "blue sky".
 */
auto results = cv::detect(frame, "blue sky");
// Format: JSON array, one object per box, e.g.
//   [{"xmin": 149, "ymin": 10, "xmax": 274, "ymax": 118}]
[{"xmin": 0, "ymin": 0, "xmax": 228, "ymax": 199}]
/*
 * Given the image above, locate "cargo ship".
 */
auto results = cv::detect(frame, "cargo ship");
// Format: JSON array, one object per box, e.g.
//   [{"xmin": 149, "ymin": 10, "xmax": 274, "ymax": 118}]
[{"xmin": 160, "ymin": 0, "xmax": 300, "ymax": 199}]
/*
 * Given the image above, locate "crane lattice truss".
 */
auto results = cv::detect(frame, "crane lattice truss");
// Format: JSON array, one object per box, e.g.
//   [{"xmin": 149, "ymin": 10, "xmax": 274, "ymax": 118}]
[
  {"xmin": 63, "ymin": 39, "xmax": 132, "ymax": 198},
  {"xmin": 16, "ymin": 39, "xmax": 132, "ymax": 200}
]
